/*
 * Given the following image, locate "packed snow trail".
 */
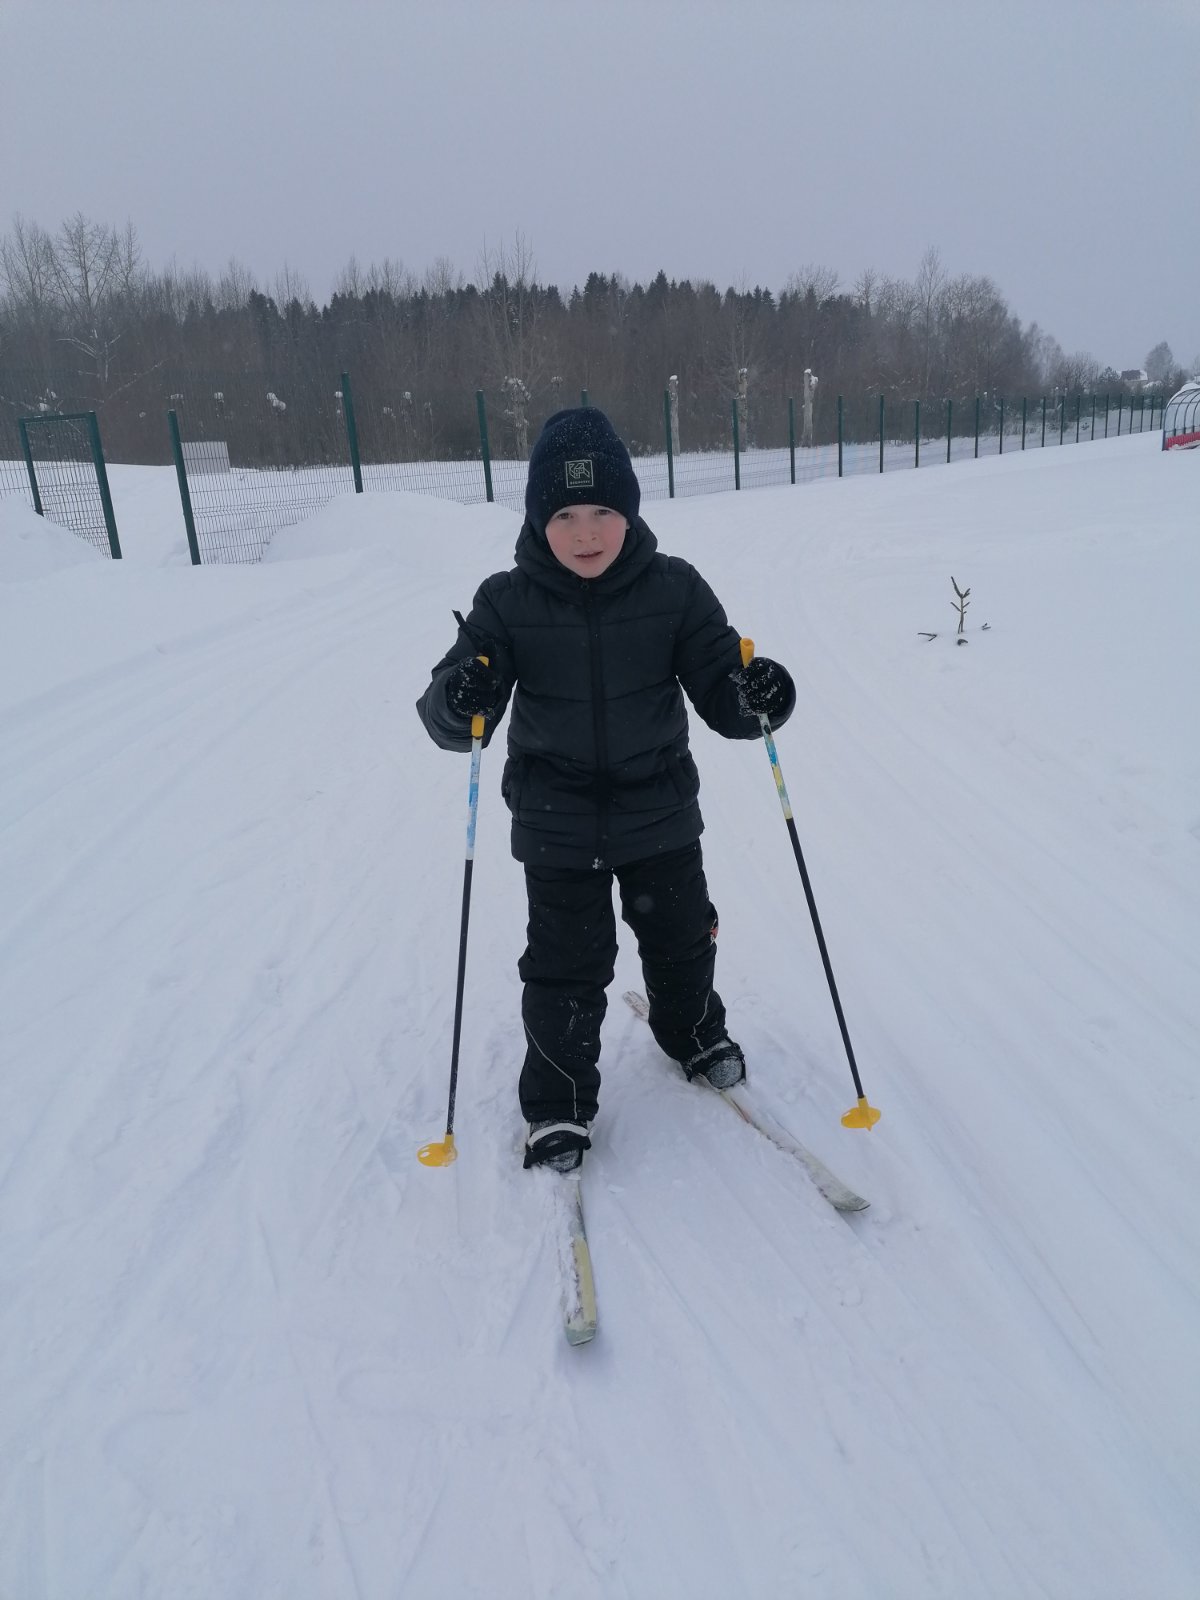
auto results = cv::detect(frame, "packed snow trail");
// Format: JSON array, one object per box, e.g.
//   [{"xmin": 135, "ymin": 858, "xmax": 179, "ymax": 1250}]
[{"xmin": 1, "ymin": 439, "xmax": 1197, "ymax": 1598}]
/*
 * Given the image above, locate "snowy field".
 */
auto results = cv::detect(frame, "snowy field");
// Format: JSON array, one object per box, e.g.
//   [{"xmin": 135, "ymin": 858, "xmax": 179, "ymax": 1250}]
[{"xmin": 1, "ymin": 433, "xmax": 1197, "ymax": 1598}]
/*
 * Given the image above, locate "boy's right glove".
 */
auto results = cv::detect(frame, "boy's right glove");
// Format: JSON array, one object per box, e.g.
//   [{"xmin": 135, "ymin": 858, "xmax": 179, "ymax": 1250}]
[
  {"xmin": 445, "ymin": 654, "xmax": 503, "ymax": 720},
  {"xmin": 734, "ymin": 655, "xmax": 791, "ymax": 719}
]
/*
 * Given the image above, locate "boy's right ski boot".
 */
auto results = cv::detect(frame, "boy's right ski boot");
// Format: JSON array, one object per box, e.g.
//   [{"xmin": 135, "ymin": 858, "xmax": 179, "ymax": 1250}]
[
  {"xmin": 682, "ymin": 1036, "xmax": 746, "ymax": 1092},
  {"xmin": 523, "ymin": 1119, "xmax": 592, "ymax": 1173}
]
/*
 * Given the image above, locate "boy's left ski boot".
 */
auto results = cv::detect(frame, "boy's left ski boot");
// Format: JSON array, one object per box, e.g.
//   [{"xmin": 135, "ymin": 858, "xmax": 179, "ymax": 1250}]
[
  {"xmin": 682, "ymin": 1036, "xmax": 746, "ymax": 1091},
  {"xmin": 524, "ymin": 1119, "xmax": 592, "ymax": 1173}
]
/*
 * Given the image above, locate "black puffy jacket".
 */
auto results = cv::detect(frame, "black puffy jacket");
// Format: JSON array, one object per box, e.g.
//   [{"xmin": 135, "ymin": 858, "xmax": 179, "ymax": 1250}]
[{"xmin": 416, "ymin": 516, "xmax": 795, "ymax": 869}]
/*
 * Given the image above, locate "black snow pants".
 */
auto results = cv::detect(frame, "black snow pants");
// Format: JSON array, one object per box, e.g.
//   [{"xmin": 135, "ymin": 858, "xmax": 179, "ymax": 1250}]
[{"xmin": 518, "ymin": 842, "xmax": 728, "ymax": 1125}]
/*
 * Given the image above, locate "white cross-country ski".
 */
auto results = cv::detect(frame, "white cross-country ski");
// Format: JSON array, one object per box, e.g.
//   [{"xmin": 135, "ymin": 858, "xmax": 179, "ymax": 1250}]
[
  {"xmin": 622, "ymin": 990, "xmax": 869, "ymax": 1213},
  {"xmin": 543, "ymin": 1170, "xmax": 598, "ymax": 1345}
]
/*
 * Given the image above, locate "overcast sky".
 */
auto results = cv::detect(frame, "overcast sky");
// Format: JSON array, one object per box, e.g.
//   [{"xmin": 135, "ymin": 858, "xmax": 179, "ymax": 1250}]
[{"xmin": 2, "ymin": 0, "xmax": 1196, "ymax": 375}]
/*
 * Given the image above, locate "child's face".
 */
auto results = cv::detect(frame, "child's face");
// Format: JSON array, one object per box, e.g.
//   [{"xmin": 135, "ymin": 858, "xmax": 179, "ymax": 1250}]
[{"xmin": 544, "ymin": 504, "xmax": 627, "ymax": 578}]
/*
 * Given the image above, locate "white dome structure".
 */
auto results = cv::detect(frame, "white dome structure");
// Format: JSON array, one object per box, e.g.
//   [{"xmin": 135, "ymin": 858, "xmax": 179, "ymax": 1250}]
[{"xmin": 1162, "ymin": 379, "xmax": 1200, "ymax": 449}]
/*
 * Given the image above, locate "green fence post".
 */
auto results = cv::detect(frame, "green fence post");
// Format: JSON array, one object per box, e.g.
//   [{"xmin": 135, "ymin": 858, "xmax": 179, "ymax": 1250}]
[
  {"xmin": 16, "ymin": 419, "xmax": 44, "ymax": 515},
  {"xmin": 85, "ymin": 411, "xmax": 121, "ymax": 559},
  {"xmin": 167, "ymin": 410, "xmax": 202, "ymax": 565},
  {"xmin": 581, "ymin": 389, "xmax": 589, "ymax": 409},
  {"xmin": 663, "ymin": 389, "xmax": 675, "ymax": 499},
  {"xmin": 1139, "ymin": 395, "xmax": 1146, "ymax": 432},
  {"xmin": 999, "ymin": 397, "xmax": 1005, "ymax": 454},
  {"xmin": 837, "ymin": 395, "xmax": 844, "ymax": 477},
  {"xmin": 731, "ymin": 397, "xmax": 741, "ymax": 489},
  {"xmin": 341, "ymin": 371, "xmax": 363, "ymax": 492},
  {"xmin": 974, "ymin": 396, "xmax": 981, "ymax": 459},
  {"xmin": 1058, "ymin": 396, "xmax": 1066, "ymax": 445},
  {"xmin": 946, "ymin": 398, "xmax": 953, "ymax": 464},
  {"xmin": 1021, "ymin": 397, "xmax": 1027, "ymax": 450},
  {"xmin": 1090, "ymin": 394, "xmax": 1096, "ymax": 440},
  {"xmin": 475, "ymin": 390, "xmax": 494, "ymax": 502},
  {"xmin": 1118, "ymin": 395, "xmax": 1124, "ymax": 436},
  {"xmin": 788, "ymin": 396, "xmax": 796, "ymax": 484},
  {"xmin": 914, "ymin": 400, "xmax": 920, "ymax": 468},
  {"xmin": 878, "ymin": 394, "xmax": 885, "ymax": 473},
  {"xmin": 1075, "ymin": 393, "xmax": 1081, "ymax": 444},
  {"xmin": 1041, "ymin": 396, "xmax": 1047, "ymax": 448}
]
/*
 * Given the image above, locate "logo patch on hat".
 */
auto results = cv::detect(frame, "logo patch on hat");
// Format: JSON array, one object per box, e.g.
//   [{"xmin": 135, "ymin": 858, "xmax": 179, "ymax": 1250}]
[{"xmin": 564, "ymin": 458, "xmax": 594, "ymax": 489}]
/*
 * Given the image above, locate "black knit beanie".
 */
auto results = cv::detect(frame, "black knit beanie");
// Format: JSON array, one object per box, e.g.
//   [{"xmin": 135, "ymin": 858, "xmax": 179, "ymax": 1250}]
[{"xmin": 524, "ymin": 407, "xmax": 641, "ymax": 535}]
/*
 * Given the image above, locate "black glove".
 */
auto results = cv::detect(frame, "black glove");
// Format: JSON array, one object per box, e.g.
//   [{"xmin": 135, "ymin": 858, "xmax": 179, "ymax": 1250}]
[
  {"xmin": 445, "ymin": 655, "xmax": 502, "ymax": 721},
  {"xmin": 734, "ymin": 655, "xmax": 792, "ymax": 719}
]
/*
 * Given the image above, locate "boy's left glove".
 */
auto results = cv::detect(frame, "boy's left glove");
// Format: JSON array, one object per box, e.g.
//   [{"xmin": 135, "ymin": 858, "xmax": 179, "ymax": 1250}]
[
  {"xmin": 734, "ymin": 655, "xmax": 792, "ymax": 719},
  {"xmin": 445, "ymin": 655, "xmax": 503, "ymax": 720}
]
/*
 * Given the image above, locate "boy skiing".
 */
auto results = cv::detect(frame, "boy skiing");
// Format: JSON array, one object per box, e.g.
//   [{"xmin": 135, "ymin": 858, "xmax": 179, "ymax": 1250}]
[{"xmin": 417, "ymin": 408, "xmax": 795, "ymax": 1173}]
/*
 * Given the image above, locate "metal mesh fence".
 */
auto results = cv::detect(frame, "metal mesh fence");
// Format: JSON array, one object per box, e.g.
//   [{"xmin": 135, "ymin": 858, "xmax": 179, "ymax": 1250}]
[
  {"xmin": 0, "ymin": 418, "xmax": 32, "ymax": 505},
  {"xmin": 417, "ymin": 386, "xmax": 1162, "ymax": 514},
  {"xmin": 0, "ymin": 360, "xmax": 1166, "ymax": 562},
  {"xmin": 19, "ymin": 413, "xmax": 121, "ymax": 556},
  {"xmin": 169, "ymin": 373, "xmax": 355, "ymax": 563},
  {"xmin": 2, "ymin": 376, "xmax": 72, "ymax": 510},
  {"xmin": 348, "ymin": 380, "xmax": 490, "ymax": 502}
]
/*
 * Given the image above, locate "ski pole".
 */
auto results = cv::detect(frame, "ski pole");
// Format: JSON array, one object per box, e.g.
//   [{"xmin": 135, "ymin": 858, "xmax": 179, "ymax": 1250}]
[
  {"xmin": 740, "ymin": 638, "xmax": 881, "ymax": 1130},
  {"xmin": 418, "ymin": 659, "xmax": 489, "ymax": 1167}
]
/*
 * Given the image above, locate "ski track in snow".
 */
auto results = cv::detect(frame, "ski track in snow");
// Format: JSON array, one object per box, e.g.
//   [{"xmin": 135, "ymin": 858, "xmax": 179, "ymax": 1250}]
[{"xmin": 2, "ymin": 447, "xmax": 1198, "ymax": 1598}]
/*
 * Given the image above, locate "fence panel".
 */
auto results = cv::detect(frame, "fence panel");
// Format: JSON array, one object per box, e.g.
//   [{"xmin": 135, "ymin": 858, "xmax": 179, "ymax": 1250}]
[
  {"xmin": 347, "ymin": 375, "xmax": 490, "ymax": 503},
  {"xmin": 18, "ymin": 412, "xmax": 121, "ymax": 556},
  {"xmin": 168, "ymin": 372, "xmax": 354, "ymax": 562},
  {"xmin": 0, "ymin": 418, "xmax": 33, "ymax": 505},
  {"xmin": 4, "ymin": 364, "xmax": 1164, "ymax": 562}
]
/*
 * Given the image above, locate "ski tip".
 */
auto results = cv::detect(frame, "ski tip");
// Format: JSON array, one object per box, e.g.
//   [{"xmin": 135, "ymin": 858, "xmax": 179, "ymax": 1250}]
[{"xmin": 622, "ymin": 989, "xmax": 650, "ymax": 1019}]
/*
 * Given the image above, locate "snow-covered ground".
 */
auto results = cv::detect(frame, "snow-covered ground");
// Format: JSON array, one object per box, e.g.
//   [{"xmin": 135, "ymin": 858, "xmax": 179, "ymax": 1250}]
[{"xmin": 1, "ymin": 434, "xmax": 1197, "ymax": 1599}]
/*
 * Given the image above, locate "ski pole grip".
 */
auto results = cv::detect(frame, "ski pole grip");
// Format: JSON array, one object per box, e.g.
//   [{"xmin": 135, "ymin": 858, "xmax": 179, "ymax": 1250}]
[
  {"xmin": 471, "ymin": 655, "xmax": 489, "ymax": 740},
  {"xmin": 740, "ymin": 637, "xmax": 755, "ymax": 668}
]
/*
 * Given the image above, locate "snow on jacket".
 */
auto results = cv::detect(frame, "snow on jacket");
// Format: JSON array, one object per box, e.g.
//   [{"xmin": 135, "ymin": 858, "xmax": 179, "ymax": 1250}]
[{"xmin": 416, "ymin": 515, "xmax": 796, "ymax": 870}]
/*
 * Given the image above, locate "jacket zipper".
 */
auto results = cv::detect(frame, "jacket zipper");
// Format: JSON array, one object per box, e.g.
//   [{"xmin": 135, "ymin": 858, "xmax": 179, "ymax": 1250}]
[{"xmin": 582, "ymin": 586, "xmax": 610, "ymax": 867}]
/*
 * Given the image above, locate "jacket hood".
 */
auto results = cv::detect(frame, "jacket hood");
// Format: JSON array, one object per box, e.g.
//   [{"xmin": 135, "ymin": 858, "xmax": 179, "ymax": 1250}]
[{"xmin": 513, "ymin": 514, "xmax": 658, "ymax": 600}]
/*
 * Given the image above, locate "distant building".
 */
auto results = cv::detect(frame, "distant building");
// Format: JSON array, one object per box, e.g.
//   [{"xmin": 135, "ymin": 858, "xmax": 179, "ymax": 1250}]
[{"xmin": 1120, "ymin": 368, "xmax": 1149, "ymax": 389}]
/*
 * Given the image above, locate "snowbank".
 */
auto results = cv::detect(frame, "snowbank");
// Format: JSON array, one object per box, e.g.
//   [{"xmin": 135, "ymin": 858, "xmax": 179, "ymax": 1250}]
[{"xmin": 0, "ymin": 495, "xmax": 106, "ymax": 581}]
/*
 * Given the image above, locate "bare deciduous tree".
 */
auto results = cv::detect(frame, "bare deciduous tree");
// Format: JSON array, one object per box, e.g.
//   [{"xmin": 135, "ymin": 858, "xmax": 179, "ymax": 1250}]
[
  {"xmin": 45, "ymin": 213, "xmax": 142, "ymax": 383},
  {"xmin": 0, "ymin": 214, "xmax": 57, "ymax": 321},
  {"xmin": 272, "ymin": 262, "xmax": 313, "ymax": 311},
  {"xmin": 852, "ymin": 267, "xmax": 877, "ymax": 315},
  {"xmin": 215, "ymin": 257, "xmax": 257, "ymax": 311},
  {"xmin": 475, "ymin": 234, "xmax": 553, "ymax": 451},
  {"xmin": 913, "ymin": 246, "xmax": 946, "ymax": 395},
  {"xmin": 1048, "ymin": 348, "xmax": 1101, "ymax": 395}
]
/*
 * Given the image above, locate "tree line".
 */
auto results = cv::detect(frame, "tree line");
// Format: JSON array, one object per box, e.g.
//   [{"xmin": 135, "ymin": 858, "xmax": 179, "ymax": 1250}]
[{"xmin": 0, "ymin": 216, "xmax": 1189, "ymax": 466}]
